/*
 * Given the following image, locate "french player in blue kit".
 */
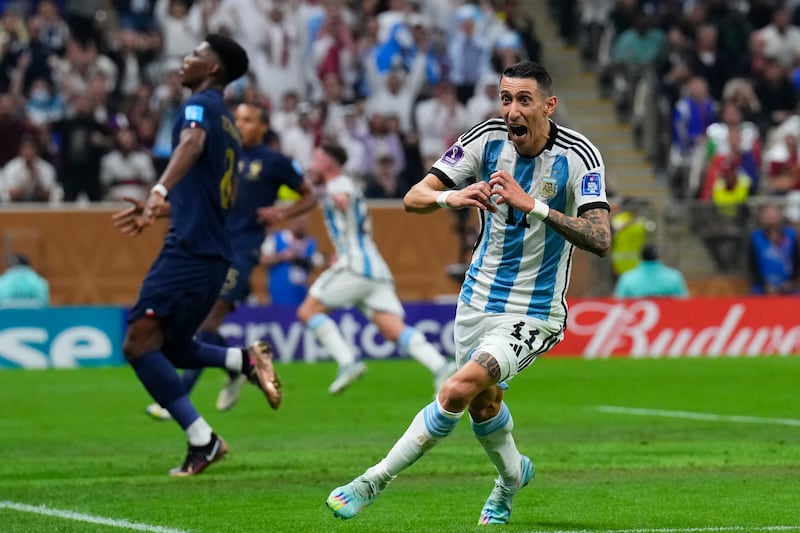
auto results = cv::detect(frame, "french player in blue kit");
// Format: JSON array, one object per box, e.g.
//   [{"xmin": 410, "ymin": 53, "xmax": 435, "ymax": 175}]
[
  {"xmin": 326, "ymin": 61, "xmax": 612, "ymax": 524},
  {"xmin": 140, "ymin": 102, "xmax": 317, "ymax": 419},
  {"xmin": 113, "ymin": 35, "xmax": 281, "ymax": 476}
]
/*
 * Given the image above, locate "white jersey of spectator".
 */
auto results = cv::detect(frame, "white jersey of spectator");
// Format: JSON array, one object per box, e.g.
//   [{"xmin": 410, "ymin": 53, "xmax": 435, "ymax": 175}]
[
  {"xmin": 414, "ymin": 87, "xmax": 471, "ymax": 162},
  {"xmin": 1, "ymin": 155, "xmax": 59, "ymax": 202},
  {"xmin": 280, "ymin": 105, "xmax": 316, "ymax": 173},
  {"xmin": 431, "ymin": 118, "xmax": 607, "ymax": 323},
  {"xmin": 466, "ymin": 72, "xmax": 501, "ymax": 124},
  {"xmin": 154, "ymin": 0, "xmax": 205, "ymax": 61},
  {"xmin": 100, "ymin": 147, "xmax": 157, "ymax": 202},
  {"xmin": 364, "ymin": 52, "xmax": 428, "ymax": 134},
  {"xmin": 321, "ymin": 174, "xmax": 392, "ymax": 282},
  {"xmin": 758, "ymin": 8, "xmax": 800, "ymax": 70}
]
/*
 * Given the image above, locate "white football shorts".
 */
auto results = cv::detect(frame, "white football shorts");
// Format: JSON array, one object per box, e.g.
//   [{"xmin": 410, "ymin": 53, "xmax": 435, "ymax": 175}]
[
  {"xmin": 309, "ymin": 267, "xmax": 404, "ymax": 319},
  {"xmin": 453, "ymin": 299, "xmax": 564, "ymax": 383}
]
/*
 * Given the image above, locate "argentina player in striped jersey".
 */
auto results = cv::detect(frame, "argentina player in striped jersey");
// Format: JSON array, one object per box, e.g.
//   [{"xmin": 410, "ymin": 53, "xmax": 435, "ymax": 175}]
[
  {"xmin": 297, "ymin": 143, "xmax": 456, "ymax": 395},
  {"xmin": 327, "ymin": 61, "xmax": 611, "ymax": 525}
]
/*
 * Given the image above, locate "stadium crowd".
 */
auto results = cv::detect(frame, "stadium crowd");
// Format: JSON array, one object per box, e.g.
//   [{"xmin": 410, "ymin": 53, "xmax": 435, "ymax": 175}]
[{"xmin": 0, "ymin": 0, "xmax": 537, "ymax": 204}]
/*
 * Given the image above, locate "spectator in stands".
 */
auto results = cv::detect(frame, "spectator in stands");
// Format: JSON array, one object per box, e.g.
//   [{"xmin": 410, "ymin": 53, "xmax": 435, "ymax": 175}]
[
  {"xmin": 414, "ymin": 80, "xmax": 469, "ymax": 169},
  {"xmin": 24, "ymin": 77, "xmax": 65, "ymax": 126},
  {"xmin": 280, "ymin": 101, "xmax": 318, "ymax": 172},
  {"xmin": 670, "ymin": 76, "xmax": 717, "ymax": 198},
  {"xmin": 614, "ymin": 244, "xmax": 689, "ymax": 298},
  {"xmin": 448, "ymin": 3, "xmax": 492, "ymax": 104},
  {"xmin": 749, "ymin": 203, "xmax": 800, "ymax": 295},
  {"xmin": 758, "ymin": 6, "xmax": 800, "ymax": 71},
  {"xmin": 0, "ymin": 92, "xmax": 35, "ymax": 167},
  {"xmin": 763, "ymin": 133, "xmax": 800, "ymax": 195},
  {"xmin": 686, "ymin": 23, "xmax": 735, "ymax": 102},
  {"xmin": 363, "ymin": 152, "xmax": 404, "ymax": 199},
  {"xmin": 466, "ymin": 71, "xmax": 500, "ymax": 125},
  {"xmin": 711, "ymin": 156, "xmax": 752, "ymax": 220},
  {"xmin": 1, "ymin": 134, "xmax": 59, "ymax": 203},
  {"xmin": 609, "ymin": 11, "xmax": 665, "ymax": 121},
  {"xmin": 52, "ymin": 93, "xmax": 112, "ymax": 202},
  {"xmin": 260, "ymin": 213, "xmax": 324, "ymax": 306},
  {"xmin": 153, "ymin": 0, "xmax": 206, "ymax": 64},
  {"xmin": 0, "ymin": 253, "xmax": 49, "ymax": 309},
  {"xmin": 364, "ymin": 55, "xmax": 427, "ymax": 136},
  {"xmin": 100, "ymin": 126, "xmax": 157, "ymax": 201},
  {"xmin": 753, "ymin": 58, "xmax": 798, "ymax": 135}
]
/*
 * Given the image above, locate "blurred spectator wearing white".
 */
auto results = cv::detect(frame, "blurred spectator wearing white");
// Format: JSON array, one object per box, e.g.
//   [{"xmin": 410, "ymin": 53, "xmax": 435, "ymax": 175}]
[
  {"xmin": 270, "ymin": 89, "xmax": 301, "ymax": 137},
  {"xmin": 1, "ymin": 134, "xmax": 59, "ymax": 203},
  {"xmin": 154, "ymin": 0, "xmax": 205, "ymax": 63},
  {"xmin": 100, "ymin": 127, "xmax": 157, "ymax": 201},
  {"xmin": 364, "ymin": 54, "xmax": 427, "ymax": 135},
  {"xmin": 309, "ymin": 7, "xmax": 357, "ymax": 104},
  {"xmin": 363, "ymin": 152, "xmax": 403, "ymax": 199},
  {"xmin": 280, "ymin": 101, "xmax": 318, "ymax": 172},
  {"xmin": 758, "ymin": 6, "xmax": 800, "ymax": 70},
  {"xmin": 0, "ymin": 253, "xmax": 49, "ymax": 309},
  {"xmin": 466, "ymin": 71, "xmax": 500, "ymax": 125},
  {"xmin": 414, "ymin": 80, "xmax": 469, "ymax": 168},
  {"xmin": 362, "ymin": 111, "xmax": 405, "ymax": 180},
  {"xmin": 447, "ymin": 3, "xmax": 491, "ymax": 104}
]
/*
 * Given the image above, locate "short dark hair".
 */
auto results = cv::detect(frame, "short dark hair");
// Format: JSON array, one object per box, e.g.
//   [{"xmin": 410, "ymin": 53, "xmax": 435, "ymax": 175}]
[
  {"xmin": 641, "ymin": 244, "xmax": 659, "ymax": 261},
  {"xmin": 320, "ymin": 142, "xmax": 348, "ymax": 166},
  {"xmin": 502, "ymin": 61, "xmax": 553, "ymax": 95},
  {"xmin": 239, "ymin": 101, "xmax": 269, "ymax": 125},
  {"xmin": 205, "ymin": 34, "xmax": 249, "ymax": 84}
]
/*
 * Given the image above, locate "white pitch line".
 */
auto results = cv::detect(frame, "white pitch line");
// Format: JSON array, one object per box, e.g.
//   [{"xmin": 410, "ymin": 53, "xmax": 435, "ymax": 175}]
[
  {"xmin": 524, "ymin": 526, "xmax": 800, "ymax": 533},
  {"xmin": 0, "ymin": 501, "xmax": 191, "ymax": 533},
  {"xmin": 594, "ymin": 406, "xmax": 800, "ymax": 427}
]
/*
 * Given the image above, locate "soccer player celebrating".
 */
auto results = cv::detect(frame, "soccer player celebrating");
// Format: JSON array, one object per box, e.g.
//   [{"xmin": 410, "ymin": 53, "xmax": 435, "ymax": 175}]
[
  {"xmin": 113, "ymin": 35, "xmax": 280, "ymax": 476},
  {"xmin": 297, "ymin": 143, "xmax": 457, "ymax": 395},
  {"xmin": 326, "ymin": 61, "xmax": 611, "ymax": 524}
]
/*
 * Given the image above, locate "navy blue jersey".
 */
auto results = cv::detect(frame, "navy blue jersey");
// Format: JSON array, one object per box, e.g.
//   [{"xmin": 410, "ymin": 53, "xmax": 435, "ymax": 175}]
[
  {"xmin": 165, "ymin": 89, "xmax": 241, "ymax": 260},
  {"xmin": 226, "ymin": 144, "xmax": 304, "ymax": 247}
]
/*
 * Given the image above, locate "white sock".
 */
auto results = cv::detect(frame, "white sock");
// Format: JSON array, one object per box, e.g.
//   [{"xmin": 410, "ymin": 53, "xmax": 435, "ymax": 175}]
[
  {"xmin": 308, "ymin": 313, "xmax": 356, "ymax": 366},
  {"xmin": 366, "ymin": 400, "xmax": 463, "ymax": 491},
  {"xmin": 186, "ymin": 417, "xmax": 213, "ymax": 446},
  {"xmin": 398, "ymin": 327, "xmax": 447, "ymax": 374},
  {"xmin": 471, "ymin": 402, "xmax": 522, "ymax": 487},
  {"xmin": 224, "ymin": 347, "xmax": 243, "ymax": 373}
]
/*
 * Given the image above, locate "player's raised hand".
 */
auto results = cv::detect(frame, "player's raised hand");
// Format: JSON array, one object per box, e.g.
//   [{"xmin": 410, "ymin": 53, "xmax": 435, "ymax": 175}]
[
  {"xmin": 489, "ymin": 170, "xmax": 534, "ymax": 212},
  {"xmin": 111, "ymin": 196, "xmax": 146, "ymax": 236}
]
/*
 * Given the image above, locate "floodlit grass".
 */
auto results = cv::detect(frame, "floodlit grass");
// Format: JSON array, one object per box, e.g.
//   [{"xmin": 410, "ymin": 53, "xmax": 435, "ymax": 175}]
[{"xmin": 1, "ymin": 356, "xmax": 799, "ymax": 532}]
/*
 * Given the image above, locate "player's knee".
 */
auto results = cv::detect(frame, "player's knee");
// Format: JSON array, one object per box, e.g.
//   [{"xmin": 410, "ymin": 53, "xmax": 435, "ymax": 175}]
[
  {"xmin": 468, "ymin": 392, "xmax": 502, "ymax": 422},
  {"xmin": 122, "ymin": 337, "xmax": 143, "ymax": 363},
  {"xmin": 438, "ymin": 376, "xmax": 478, "ymax": 412}
]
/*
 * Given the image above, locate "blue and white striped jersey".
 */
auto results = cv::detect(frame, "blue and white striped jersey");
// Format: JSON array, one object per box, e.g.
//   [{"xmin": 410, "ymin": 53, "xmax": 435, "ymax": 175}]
[
  {"xmin": 430, "ymin": 118, "xmax": 609, "ymax": 324},
  {"xmin": 321, "ymin": 174, "xmax": 393, "ymax": 281}
]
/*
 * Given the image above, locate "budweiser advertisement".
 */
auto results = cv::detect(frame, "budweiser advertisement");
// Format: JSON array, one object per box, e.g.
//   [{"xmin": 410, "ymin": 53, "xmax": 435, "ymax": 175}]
[{"xmin": 554, "ymin": 297, "xmax": 800, "ymax": 358}]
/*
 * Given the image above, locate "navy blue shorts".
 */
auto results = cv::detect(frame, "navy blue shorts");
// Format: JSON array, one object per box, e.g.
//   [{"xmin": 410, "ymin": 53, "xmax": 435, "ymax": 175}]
[
  {"xmin": 129, "ymin": 247, "xmax": 230, "ymax": 349},
  {"xmin": 219, "ymin": 244, "xmax": 260, "ymax": 306}
]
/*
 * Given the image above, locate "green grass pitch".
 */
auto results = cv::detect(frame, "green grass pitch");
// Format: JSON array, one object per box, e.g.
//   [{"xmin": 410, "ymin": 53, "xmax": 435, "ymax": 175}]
[{"xmin": 1, "ymin": 356, "xmax": 799, "ymax": 533}]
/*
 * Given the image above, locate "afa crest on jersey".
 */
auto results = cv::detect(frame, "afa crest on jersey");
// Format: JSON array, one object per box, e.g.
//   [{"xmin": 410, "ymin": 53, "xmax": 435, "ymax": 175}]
[{"xmin": 541, "ymin": 177, "xmax": 557, "ymax": 199}]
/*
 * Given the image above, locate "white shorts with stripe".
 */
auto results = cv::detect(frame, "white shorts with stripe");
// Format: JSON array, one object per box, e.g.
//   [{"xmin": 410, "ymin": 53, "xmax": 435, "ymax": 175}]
[
  {"xmin": 453, "ymin": 299, "xmax": 564, "ymax": 383},
  {"xmin": 308, "ymin": 267, "xmax": 404, "ymax": 319}
]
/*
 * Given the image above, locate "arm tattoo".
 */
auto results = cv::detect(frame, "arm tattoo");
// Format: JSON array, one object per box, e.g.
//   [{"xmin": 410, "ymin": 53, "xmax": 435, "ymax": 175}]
[
  {"xmin": 472, "ymin": 351, "xmax": 501, "ymax": 382},
  {"xmin": 543, "ymin": 207, "xmax": 611, "ymax": 257}
]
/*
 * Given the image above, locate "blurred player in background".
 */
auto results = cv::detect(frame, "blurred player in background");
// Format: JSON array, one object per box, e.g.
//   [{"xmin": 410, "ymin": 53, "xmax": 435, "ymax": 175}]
[
  {"xmin": 112, "ymin": 35, "xmax": 281, "ymax": 476},
  {"xmin": 135, "ymin": 101, "xmax": 317, "ymax": 420},
  {"xmin": 326, "ymin": 61, "xmax": 612, "ymax": 524},
  {"xmin": 297, "ymin": 142, "xmax": 456, "ymax": 395}
]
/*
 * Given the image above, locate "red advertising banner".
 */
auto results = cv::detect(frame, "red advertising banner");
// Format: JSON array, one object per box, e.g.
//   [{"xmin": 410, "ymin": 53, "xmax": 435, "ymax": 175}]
[{"xmin": 551, "ymin": 297, "xmax": 800, "ymax": 358}]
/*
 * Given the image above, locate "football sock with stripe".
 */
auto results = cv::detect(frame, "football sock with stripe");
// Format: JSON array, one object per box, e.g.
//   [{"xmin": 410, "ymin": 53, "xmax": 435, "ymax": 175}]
[
  {"xmin": 471, "ymin": 402, "xmax": 522, "ymax": 487},
  {"xmin": 366, "ymin": 400, "xmax": 463, "ymax": 491},
  {"xmin": 307, "ymin": 313, "xmax": 356, "ymax": 366},
  {"xmin": 397, "ymin": 326, "xmax": 447, "ymax": 374}
]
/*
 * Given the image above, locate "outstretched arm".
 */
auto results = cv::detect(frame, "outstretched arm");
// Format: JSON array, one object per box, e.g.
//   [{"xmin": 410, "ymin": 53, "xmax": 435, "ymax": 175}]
[{"xmin": 256, "ymin": 179, "xmax": 318, "ymax": 225}]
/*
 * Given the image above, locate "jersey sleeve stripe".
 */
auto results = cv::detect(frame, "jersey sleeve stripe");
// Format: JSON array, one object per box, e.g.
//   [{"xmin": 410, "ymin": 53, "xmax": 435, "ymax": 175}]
[
  {"xmin": 459, "ymin": 117, "xmax": 505, "ymax": 143},
  {"xmin": 577, "ymin": 201, "xmax": 610, "ymax": 216},
  {"xmin": 430, "ymin": 167, "xmax": 456, "ymax": 188},
  {"xmin": 557, "ymin": 129, "xmax": 602, "ymax": 168},
  {"xmin": 460, "ymin": 121, "xmax": 507, "ymax": 147},
  {"xmin": 554, "ymin": 139, "xmax": 593, "ymax": 169}
]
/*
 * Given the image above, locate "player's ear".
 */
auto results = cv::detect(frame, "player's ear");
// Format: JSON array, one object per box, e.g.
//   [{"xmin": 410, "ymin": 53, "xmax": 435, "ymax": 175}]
[{"xmin": 544, "ymin": 95, "xmax": 557, "ymax": 117}]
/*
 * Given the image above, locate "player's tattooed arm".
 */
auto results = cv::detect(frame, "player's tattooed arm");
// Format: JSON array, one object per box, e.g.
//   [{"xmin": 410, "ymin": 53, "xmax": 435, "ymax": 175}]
[
  {"xmin": 472, "ymin": 351, "xmax": 501, "ymax": 382},
  {"xmin": 542, "ymin": 207, "xmax": 611, "ymax": 257}
]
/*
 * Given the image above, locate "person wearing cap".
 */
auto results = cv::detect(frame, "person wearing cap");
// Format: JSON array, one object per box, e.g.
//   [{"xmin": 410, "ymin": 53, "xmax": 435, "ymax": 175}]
[
  {"xmin": 614, "ymin": 244, "xmax": 689, "ymax": 298},
  {"xmin": 0, "ymin": 254, "xmax": 50, "ymax": 309}
]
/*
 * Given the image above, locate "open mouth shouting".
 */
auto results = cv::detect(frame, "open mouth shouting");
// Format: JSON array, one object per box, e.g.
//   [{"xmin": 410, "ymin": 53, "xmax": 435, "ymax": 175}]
[{"xmin": 509, "ymin": 124, "xmax": 528, "ymax": 141}]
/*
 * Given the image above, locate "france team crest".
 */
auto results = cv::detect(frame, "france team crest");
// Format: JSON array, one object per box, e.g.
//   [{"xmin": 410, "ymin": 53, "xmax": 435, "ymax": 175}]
[{"xmin": 581, "ymin": 173, "xmax": 602, "ymax": 196}]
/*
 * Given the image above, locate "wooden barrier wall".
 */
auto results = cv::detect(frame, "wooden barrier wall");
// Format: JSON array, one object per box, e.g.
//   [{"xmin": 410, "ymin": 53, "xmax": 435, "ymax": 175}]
[{"xmin": 1, "ymin": 205, "xmax": 737, "ymax": 306}]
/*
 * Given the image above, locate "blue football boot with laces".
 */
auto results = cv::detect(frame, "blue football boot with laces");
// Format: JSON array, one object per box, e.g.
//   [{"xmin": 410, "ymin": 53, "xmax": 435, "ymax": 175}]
[{"xmin": 478, "ymin": 455, "xmax": 534, "ymax": 525}]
